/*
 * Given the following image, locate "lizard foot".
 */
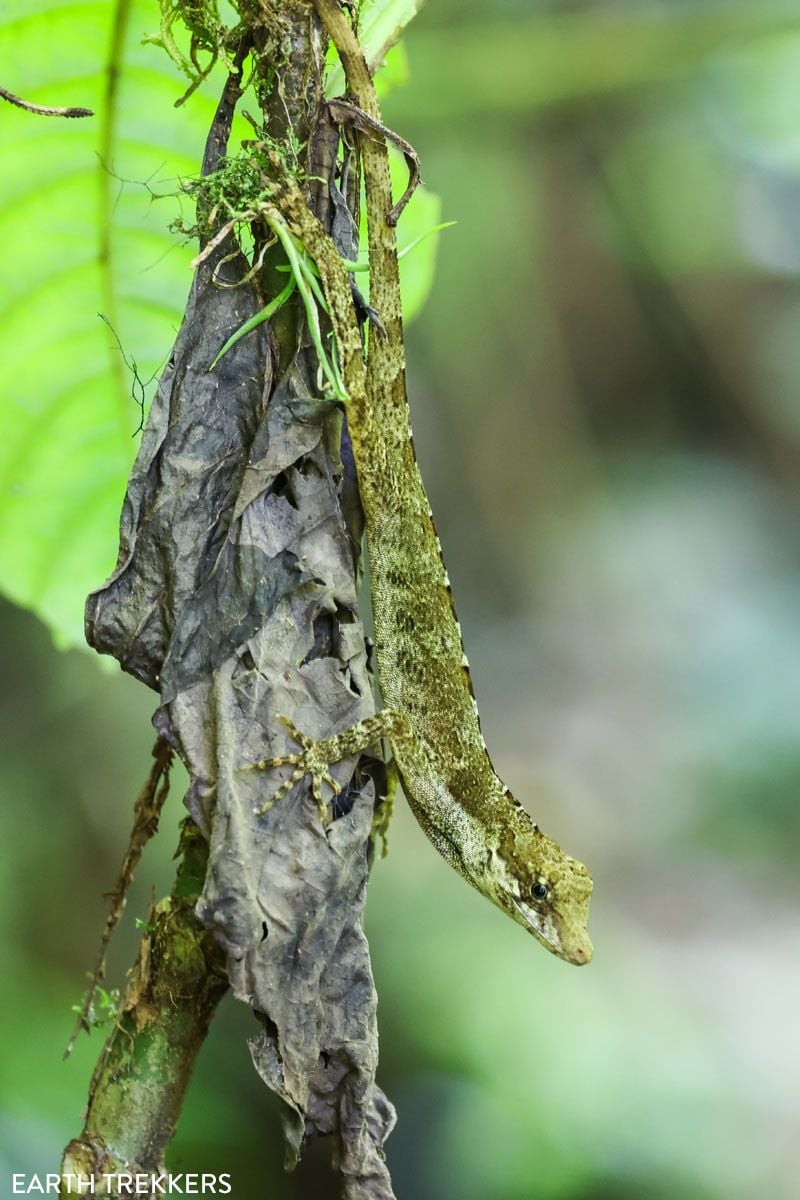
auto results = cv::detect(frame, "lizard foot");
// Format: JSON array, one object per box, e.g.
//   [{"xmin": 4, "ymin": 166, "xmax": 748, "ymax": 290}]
[
  {"xmin": 242, "ymin": 716, "xmax": 342, "ymax": 823},
  {"xmin": 371, "ymin": 758, "xmax": 400, "ymax": 858}
]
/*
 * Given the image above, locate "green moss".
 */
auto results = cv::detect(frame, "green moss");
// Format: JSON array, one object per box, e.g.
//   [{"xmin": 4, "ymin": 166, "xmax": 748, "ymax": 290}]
[{"xmin": 145, "ymin": 1, "xmax": 228, "ymax": 99}]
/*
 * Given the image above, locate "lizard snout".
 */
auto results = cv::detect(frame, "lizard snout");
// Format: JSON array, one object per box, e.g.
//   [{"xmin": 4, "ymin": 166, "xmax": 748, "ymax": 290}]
[{"xmin": 566, "ymin": 940, "xmax": 593, "ymax": 966}]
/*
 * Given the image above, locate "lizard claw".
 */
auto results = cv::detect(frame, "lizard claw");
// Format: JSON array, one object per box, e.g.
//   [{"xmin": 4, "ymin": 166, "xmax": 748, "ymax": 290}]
[{"xmin": 243, "ymin": 716, "xmax": 341, "ymax": 823}]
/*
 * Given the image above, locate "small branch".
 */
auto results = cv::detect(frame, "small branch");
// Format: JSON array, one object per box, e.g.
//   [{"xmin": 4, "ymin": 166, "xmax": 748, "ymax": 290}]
[
  {"xmin": 61, "ymin": 822, "xmax": 228, "ymax": 1190},
  {"xmin": 0, "ymin": 82, "xmax": 93, "ymax": 118},
  {"xmin": 65, "ymin": 739, "xmax": 174, "ymax": 1059}
]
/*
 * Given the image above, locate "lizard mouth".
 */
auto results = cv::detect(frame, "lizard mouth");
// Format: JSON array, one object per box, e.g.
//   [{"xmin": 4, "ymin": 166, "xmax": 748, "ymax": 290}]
[
  {"xmin": 512, "ymin": 896, "xmax": 559, "ymax": 951},
  {"xmin": 512, "ymin": 897, "xmax": 593, "ymax": 966}
]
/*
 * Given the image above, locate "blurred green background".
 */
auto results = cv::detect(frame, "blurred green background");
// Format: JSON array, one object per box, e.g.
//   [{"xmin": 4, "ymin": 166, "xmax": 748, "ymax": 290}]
[{"xmin": 1, "ymin": 1, "xmax": 799, "ymax": 1197}]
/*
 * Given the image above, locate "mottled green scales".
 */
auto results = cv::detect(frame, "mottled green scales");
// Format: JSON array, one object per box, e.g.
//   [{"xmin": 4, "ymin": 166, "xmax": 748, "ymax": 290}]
[{"xmin": 250, "ymin": 0, "xmax": 593, "ymax": 965}]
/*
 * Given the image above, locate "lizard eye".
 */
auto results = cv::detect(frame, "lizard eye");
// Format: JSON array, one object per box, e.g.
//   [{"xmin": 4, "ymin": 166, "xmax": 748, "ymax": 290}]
[{"xmin": 531, "ymin": 882, "xmax": 549, "ymax": 901}]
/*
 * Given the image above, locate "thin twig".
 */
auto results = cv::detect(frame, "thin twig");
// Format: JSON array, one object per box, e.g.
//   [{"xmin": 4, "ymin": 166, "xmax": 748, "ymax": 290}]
[
  {"xmin": 0, "ymin": 82, "xmax": 93, "ymax": 118},
  {"xmin": 64, "ymin": 738, "xmax": 174, "ymax": 1058}
]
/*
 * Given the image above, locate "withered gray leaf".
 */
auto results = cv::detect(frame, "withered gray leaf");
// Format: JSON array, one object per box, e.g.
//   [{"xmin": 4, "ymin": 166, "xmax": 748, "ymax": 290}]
[
  {"xmin": 85, "ymin": 243, "xmax": 272, "ymax": 690},
  {"xmin": 159, "ymin": 544, "xmax": 312, "ymax": 704}
]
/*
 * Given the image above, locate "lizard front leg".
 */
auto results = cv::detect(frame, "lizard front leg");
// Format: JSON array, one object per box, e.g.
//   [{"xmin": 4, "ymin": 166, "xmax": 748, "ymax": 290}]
[{"xmin": 240, "ymin": 709, "xmax": 413, "ymax": 823}]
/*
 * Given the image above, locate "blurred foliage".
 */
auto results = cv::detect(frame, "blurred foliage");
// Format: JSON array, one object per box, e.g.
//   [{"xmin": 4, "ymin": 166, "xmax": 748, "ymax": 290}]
[
  {"xmin": 2, "ymin": 0, "xmax": 800, "ymax": 1198},
  {"xmin": 325, "ymin": 0, "xmax": 423, "ymax": 95}
]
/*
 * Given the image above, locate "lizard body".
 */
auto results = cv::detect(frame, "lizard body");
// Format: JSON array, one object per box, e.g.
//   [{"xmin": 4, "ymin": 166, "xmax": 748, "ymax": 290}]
[{"xmin": 255, "ymin": 0, "xmax": 593, "ymax": 965}]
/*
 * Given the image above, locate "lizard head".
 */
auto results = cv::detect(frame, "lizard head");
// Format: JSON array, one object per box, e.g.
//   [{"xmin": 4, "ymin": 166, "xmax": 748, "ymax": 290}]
[{"xmin": 485, "ymin": 814, "xmax": 594, "ymax": 965}]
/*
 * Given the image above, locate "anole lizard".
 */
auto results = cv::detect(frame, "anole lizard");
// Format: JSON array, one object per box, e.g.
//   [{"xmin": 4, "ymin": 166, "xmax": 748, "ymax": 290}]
[{"xmin": 249, "ymin": 0, "xmax": 593, "ymax": 965}]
